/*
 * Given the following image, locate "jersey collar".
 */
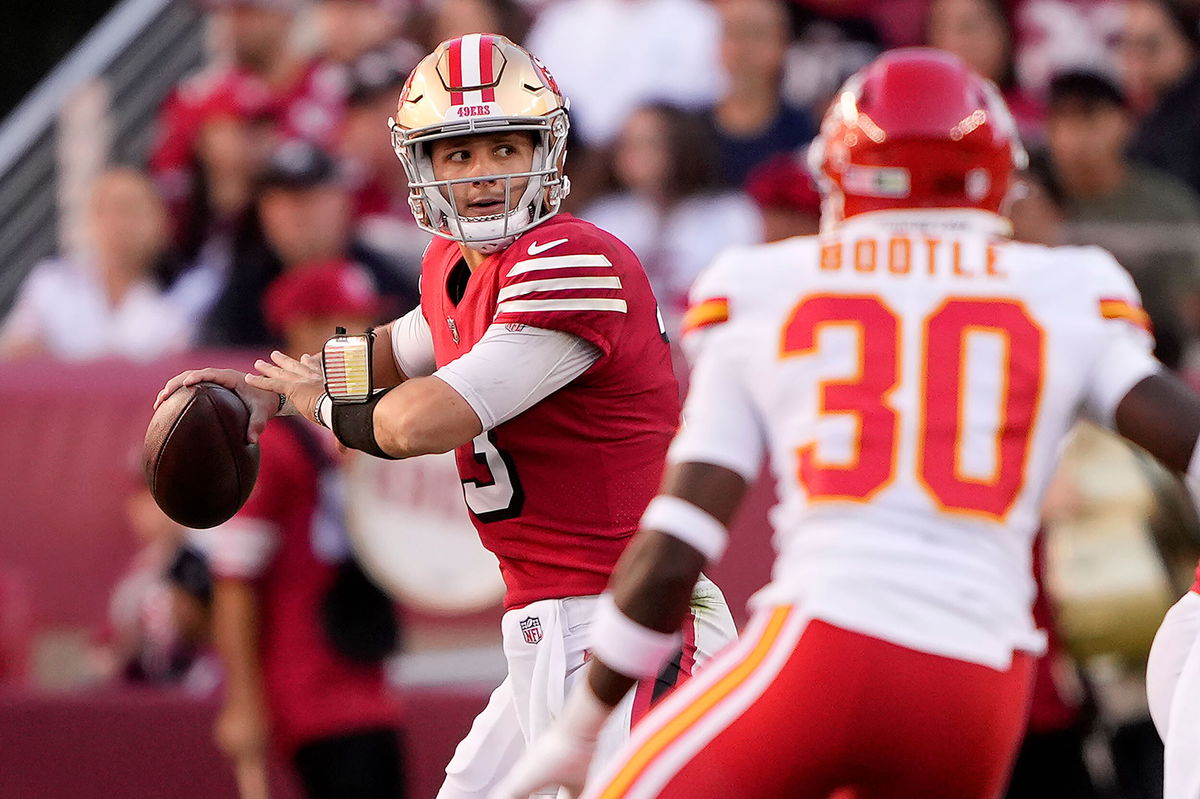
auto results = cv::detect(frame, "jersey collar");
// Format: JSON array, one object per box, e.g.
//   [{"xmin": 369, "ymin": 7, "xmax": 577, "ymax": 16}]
[{"xmin": 834, "ymin": 209, "xmax": 1011, "ymax": 239}]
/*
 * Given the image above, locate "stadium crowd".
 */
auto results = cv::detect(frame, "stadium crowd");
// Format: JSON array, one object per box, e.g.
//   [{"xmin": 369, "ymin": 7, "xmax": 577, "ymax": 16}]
[
  {"xmin": 6, "ymin": 0, "xmax": 1200, "ymax": 798},
  {"xmin": 7, "ymin": 0, "xmax": 1200, "ymax": 365}
]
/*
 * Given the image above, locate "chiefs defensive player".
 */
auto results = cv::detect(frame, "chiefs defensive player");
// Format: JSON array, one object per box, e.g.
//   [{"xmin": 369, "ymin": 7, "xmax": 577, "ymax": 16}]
[
  {"xmin": 157, "ymin": 35, "xmax": 735, "ymax": 799},
  {"xmin": 496, "ymin": 48, "xmax": 1200, "ymax": 799}
]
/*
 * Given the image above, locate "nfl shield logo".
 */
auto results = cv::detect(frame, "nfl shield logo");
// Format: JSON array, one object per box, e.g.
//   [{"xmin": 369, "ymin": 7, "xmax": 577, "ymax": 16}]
[
  {"xmin": 446, "ymin": 316, "xmax": 460, "ymax": 344},
  {"xmin": 520, "ymin": 617, "xmax": 543, "ymax": 645}
]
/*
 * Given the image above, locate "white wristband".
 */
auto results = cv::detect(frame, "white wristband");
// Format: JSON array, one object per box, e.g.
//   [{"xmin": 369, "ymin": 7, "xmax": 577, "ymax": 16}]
[
  {"xmin": 640, "ymin": 495, "xmax": 728, "ymax": 563},
  {"xmin": 315, "ymin": 394, "xmax": 334, "ymax": 430},
  {"xmin": 589, "ymin": 594, "xmax": 681, "ymax": 679}
]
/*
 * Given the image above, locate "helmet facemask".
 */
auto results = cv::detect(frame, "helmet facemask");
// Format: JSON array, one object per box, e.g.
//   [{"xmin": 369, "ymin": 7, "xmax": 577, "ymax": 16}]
[{"xmin": 391, "ymin": 110, "xmax": 571, "ymax": 253}]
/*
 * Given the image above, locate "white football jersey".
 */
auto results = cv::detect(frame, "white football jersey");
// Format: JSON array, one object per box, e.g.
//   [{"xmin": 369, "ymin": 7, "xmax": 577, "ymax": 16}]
[{"xmin": 672, "ymin": 209, "xmax": 1161, "ymax": 669}]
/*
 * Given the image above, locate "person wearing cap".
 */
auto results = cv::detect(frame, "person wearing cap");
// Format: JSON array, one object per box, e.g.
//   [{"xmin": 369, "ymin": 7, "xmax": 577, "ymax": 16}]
[
  {"xmin": 202, "ymin": 260, "xmax": 405, "ymax": 799},
  {"xmin": 151, "ymin": 0, "xmax": 348, "ymax": 245},
  {"xmin": 337, "ymin": 42, "xmax": 431, "ymax": 271},
  {"xmin": 199, "ymin": 139, "xmax": 419, "ymax": 348},
  {"xmin": 1046, "ymin": 69, "xmax": 1200, "ymax": 369},
  {"xmin": 316, "ymin": 0, "xmax": 409, "ymax": 66}
]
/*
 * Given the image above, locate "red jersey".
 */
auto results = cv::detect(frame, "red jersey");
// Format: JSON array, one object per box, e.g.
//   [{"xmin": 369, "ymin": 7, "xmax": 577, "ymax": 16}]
[
  {"xmin": 420, "ymin": 214, "xmax": 681, "ymax": 609},
  {"xmin": 207, "ymin": 420, "xmax": 399, "ymax": 754}
]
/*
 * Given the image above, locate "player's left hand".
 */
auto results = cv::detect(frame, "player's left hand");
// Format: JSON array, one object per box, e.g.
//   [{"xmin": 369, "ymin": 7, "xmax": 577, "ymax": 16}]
[{"xmin": 247, "ymin": 351, "xmax": 323, "ymax": 424}]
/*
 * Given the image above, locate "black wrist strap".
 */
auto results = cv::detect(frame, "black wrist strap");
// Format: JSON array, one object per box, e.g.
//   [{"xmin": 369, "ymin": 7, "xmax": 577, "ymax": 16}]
[{"xmin": 331, "ymin": 388, "xmax": 398, "ymax": 460}]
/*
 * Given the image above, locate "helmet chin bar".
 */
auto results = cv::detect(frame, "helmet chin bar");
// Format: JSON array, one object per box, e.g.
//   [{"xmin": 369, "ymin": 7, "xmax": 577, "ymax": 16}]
[{"xmin": 414, "ymin": 168, "xmax": 556, "ymax": 251}]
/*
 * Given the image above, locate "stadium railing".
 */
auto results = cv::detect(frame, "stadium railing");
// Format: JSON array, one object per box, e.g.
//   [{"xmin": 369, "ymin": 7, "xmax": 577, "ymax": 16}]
[{"xmin": 0, "ymin": 0, "xmax": 204, "ymax": 316}]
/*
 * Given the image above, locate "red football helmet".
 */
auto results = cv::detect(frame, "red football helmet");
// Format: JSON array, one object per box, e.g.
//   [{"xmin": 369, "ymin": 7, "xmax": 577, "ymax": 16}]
[{"xmin": 808, "ymin": 48, "xmax": 1027, "ymax": 226}]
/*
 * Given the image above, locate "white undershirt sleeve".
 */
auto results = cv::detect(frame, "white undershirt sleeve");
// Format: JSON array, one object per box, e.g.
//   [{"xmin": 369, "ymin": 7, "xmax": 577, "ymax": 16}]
[
  {"xmin": 432, "ymin": 324, "xmax": 601, "ymax": 431},
  {"xmin": 390, "ymin": 306, "xmax": 437, "ymax": 378},
  {"xmin": 668, "ymin": 341, "xmax": 765, "ymax": 481}
]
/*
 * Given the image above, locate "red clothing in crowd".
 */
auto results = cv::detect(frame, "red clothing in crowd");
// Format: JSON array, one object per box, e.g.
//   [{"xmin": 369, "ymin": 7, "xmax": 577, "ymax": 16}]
[
  {"xmin": 206, "ymin": 419, "xmax": 399, "ymax": 754},
  {"xmin": 150, "ymin": 60, "xmax": 347, "ymax": 218}
]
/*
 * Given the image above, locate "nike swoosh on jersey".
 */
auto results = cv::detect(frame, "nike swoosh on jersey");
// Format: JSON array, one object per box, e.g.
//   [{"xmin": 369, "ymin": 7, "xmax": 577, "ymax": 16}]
[{"xmin": 527, "ymin": 237, "xmax": 569, "ymax": 255}]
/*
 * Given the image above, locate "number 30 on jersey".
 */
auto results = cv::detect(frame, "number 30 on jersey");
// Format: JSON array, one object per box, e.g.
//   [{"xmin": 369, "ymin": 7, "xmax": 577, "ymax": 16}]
[{"xmin": 781, "ymin": 294, "xmax": 1043, "ymax": 520}]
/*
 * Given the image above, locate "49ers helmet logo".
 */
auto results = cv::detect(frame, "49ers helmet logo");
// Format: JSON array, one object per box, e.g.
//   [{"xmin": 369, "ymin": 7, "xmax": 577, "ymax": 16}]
[{"xmin": 530, "ymin": 54, "xmax": 561, "ymax": 96}]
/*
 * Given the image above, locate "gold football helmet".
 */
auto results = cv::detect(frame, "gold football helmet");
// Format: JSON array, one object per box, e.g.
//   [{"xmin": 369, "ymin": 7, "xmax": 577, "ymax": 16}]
[{"xmin": 389, "ymin": 34, "xmax": 571, "ymax": 252}]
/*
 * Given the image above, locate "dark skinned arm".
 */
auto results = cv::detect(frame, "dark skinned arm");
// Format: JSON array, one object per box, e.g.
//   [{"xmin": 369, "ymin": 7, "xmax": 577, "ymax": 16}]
[
  {"xmin": 587, "ymin": 461, "xmax": 748, "ymax": 706},
  {"xmin": 1115, "ymin": 372, "xmax": 1200, "ymax": 472}
]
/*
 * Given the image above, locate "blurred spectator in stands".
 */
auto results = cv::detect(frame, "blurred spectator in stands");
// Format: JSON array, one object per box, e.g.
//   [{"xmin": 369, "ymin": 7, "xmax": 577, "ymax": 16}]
[
  {"xmin": 314, "ymin": 0, "xmax": 404, "ymax": 65},
  {"xmin": 525, "ymin": 0, "xmax": 723, "ymax": 147},
  {"xmin": 703, "ymin": 0, "xmax": 814, "ymax": 188},
  {"xmin": 412, "ymin": 0, "xmax": 530, "ymax": 51},
  {"xmin": 152, "ymin": 0, "xmax": 347, "ymax": 240},
  {"xmin": 89, "ymin": 479, "xmax": 215, "ymax": 689},
  {"xmin": 1046, "ymin": 70, "xmax": 1200, "ymax": 370},
  {"xmin": 744, "ymin": 147, "xmax": 822, "ymax": 241},
  {"xmin": 1122, "ymin": 0, "xmax": 1200, "ymax": 197},
  {"xmin": 337, "ymin": 42, "xmax": 429, "ymax": 277},
  {"xmin": 791, "ymin": 0, "xmax": 928, "ymax": 48},
  {"xmin": 0, "ymin": 168, "xmax": 193, "ymax": 362},
  {"xmin": 199, "ymin": 140, "xmax": 418, "ymax": 348},
  {"xmin": 1013, "ymin": 1, "xmax": 1126, "ymax": 100},
  {"xmin": 1009, "ymin": 151, "xmax": 1068, "ymax": 247},
  {"xmin": 164, "ymin": 83, "xmax": 278, "ymax": 326},
  {"xmin": 780, "ymin": 13, "xmax": 878, "ymax": 120},
  {"xmin": 584, "ymin": 103, "xmax": 762, "ymax": 335},
  {"xmin": 200, "ymin": 261, "xmax": 404, "ymax": 799},
  {"xmin": 925, "ymin": 0, "xmax": 1046, "ymax": 143}
]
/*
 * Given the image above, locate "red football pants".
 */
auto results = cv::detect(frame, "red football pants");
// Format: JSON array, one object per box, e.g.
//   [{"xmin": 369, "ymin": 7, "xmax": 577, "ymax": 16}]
[{"xmin": 584, "ymin": 606, "xmax": 1034, "ymax": 799}]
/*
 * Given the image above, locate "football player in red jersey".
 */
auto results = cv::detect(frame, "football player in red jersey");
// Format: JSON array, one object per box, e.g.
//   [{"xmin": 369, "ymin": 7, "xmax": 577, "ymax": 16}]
[
  {"xmin": 157, "ymin": 34, "xmax": 736, "ymax": 799},
  {"xmin": 493, "ymin": 49, "xmax": 1200, "ymax": 799}
]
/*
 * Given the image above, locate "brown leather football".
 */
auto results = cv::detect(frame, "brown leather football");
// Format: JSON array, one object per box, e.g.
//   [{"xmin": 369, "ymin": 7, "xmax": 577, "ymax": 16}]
[{"xmin": 144, "ymin": 382, "xmax": 260, "ymax": 529}]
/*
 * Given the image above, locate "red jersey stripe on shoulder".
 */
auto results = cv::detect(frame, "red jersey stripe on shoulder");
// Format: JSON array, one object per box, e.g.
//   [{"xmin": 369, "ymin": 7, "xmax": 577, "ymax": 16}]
[
  {"xmin": 497, "ymin": 298, "xmax": 628, "ymax": 314},
  {"xmin": 1098, "ymin": 298, "xmax": 1152, "ymax": 333},
  {"xmin": 480, "ymin": 34, "xmax": 496, "ymax": 102},
  {"xmin": 496, "ymin": 276, "xmax": 623, "ymax": 302},
  {"xmin": 447, "ymin": 37, "xmax": 464, "ymax": 105},
  {"xmin": 508, "ymin": 254, "xmax": 613, "ymax": 276}
]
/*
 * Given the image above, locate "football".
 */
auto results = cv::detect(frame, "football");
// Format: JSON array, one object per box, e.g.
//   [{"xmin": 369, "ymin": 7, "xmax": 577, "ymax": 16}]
[{"xmin": 144, "ymin": 382, "xmax": 260, "ymax": 529}]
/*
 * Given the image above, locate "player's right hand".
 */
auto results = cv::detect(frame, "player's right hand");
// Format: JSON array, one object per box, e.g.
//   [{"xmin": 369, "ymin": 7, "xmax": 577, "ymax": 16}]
[
  {"xmin": 155, "ymin": 367, "xmax": 278, "ymax": 443},
  {"xmin": 490, "ymin": 683, "xmax": 614, "ymax": 799},
  {"xmin": 490, "ymin": 723, "xmax": 597, "ymax": 799}
]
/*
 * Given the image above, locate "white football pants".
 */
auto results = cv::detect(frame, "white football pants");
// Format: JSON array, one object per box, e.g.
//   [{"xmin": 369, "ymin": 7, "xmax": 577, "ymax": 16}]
[{"xmin": 435, "ymin": 575, "xmax": 737, "ymax": 799}]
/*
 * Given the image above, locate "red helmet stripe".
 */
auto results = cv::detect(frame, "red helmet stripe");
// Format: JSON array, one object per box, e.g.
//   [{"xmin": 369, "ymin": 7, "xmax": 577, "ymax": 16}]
[
  {"xmin": 480, "ymin": 34, "xmax": 496, "ymax": 103},
  {"xmin": 448, "ymin": 37, "xmax": 464, "ymax": 105}
]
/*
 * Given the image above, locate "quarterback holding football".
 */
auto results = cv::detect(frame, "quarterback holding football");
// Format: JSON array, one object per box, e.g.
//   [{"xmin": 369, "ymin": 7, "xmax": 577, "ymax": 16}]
[{"xmin": 157, "ymin": 35, "xmax": 735, "ymax": 799}]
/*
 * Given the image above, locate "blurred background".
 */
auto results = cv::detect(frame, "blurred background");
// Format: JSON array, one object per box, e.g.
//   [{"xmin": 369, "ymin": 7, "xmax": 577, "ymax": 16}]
[{"xmin": 4, "ymin": 0, "xmax": 1200, "ymax": 797}]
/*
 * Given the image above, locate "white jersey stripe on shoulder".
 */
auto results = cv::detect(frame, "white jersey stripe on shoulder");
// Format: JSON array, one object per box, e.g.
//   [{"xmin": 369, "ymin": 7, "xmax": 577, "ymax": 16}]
[
  {"xmin": 508, "ymin": 254, "xmax": 613, "ymax": 276},
  {"xmin": 497, "ymin": 298, "xmax": 628, "ymax": 314},
  {"xmin": 496, "ymin": 276, "xmax": 622, "ymax": 302}
]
